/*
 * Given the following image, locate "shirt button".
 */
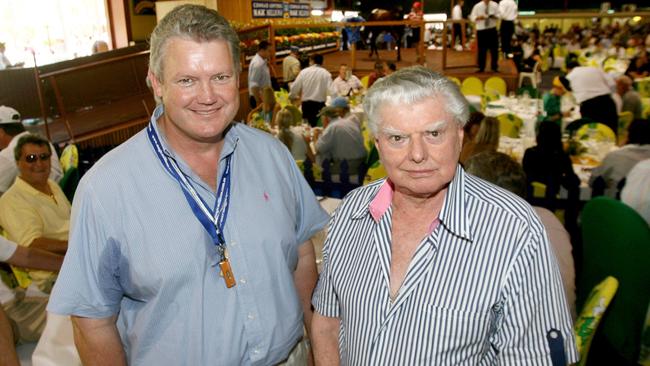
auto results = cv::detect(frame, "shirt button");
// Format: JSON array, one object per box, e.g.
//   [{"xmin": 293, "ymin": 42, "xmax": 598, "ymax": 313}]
[
  {"xmin": 248, "ymin": 313, "xmax": 255, "ymax": 320},
  {"xmin": 240, "ymin": 278, "xmax": 247, "ymax": 284},
  {"xmin": 230, "ymin": 241, "xmax": 237, "ymax": 246},
  {"xmin": 253, "ymin": 349, "xmax": 260, "ymax": 354}
]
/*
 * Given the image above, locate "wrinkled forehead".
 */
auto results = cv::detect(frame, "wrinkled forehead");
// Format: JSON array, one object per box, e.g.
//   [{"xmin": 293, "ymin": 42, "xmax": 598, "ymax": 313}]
[{"xmin": 374, "ymin": 95, "xmax": 455, "ymax": 126}]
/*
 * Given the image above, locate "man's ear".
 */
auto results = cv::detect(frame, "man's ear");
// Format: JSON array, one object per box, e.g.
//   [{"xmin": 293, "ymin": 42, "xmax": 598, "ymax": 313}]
[{"xmin": 148, "ymin": 70, "xmax": 163, "ymax": 99}]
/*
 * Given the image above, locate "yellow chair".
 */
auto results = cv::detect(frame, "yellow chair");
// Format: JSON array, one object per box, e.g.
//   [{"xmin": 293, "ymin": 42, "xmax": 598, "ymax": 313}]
[
  {"xmin": 484, "ymin": 76, "xmax": 507, "ymax": 95},
  {"xmin": 448, "ymin": 76, "xmax": 461, "ymax": 87},
  {"xmin": 574, "ymin": 276, "xmax": 619, "ymax": 366},
  {"xmin": 461, "ymin": 76, "xmax": 484, "ymax": 96},
  {"xmin": 643, "ymin": 98, "xmax": 650, "ymax": 119},
  {"xmin": 617, "ymin": 111, "xmax": 634, "ymax": 145},
  {"xmin": 636, "ymin": 78, "xmax": 650, "ymax": 98},
  {"xmin": 496, "ymin": 113, "xmax": 523, "ymax": 138},
  {"xmin": 360, "ymin": 75, "xmax": 370, "ymax": 90},
  {"xmin": 363, "ymin": 162, "xmax": 387, "ymax": 185},
  {"xmin": 576, "ymin": 123, "xmax": 616, "ymax": 143}
]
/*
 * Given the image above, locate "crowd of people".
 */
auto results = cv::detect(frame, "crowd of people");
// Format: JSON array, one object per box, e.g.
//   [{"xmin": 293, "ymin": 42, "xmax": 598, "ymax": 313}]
[{"xmin": 0, "ymin": 3, "xmax": 649, "ymax": 365}]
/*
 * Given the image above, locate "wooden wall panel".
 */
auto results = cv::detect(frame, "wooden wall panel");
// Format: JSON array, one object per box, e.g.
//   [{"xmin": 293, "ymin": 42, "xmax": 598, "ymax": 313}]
[{"xmin": 217, "ymin": 0, "xmax": 252, "ymax": 24}]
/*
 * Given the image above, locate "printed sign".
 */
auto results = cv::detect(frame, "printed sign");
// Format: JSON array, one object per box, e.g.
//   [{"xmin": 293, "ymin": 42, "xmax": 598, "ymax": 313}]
[{"xmin": 252, "ymin": 1, "xmax": 311, "ymax": 18}]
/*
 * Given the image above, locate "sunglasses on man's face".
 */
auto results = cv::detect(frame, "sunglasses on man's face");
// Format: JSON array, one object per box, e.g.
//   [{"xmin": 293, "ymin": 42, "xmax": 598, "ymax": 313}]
[{"xmin": 23, "ymin": 153, "xmax": 52, "ymax": 163}]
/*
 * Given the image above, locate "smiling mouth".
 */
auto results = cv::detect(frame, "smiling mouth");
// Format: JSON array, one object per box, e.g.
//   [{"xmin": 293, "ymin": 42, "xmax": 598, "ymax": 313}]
[{"xmin": 191, "ymin": 108, "xmax": 221, "ymax": 115}]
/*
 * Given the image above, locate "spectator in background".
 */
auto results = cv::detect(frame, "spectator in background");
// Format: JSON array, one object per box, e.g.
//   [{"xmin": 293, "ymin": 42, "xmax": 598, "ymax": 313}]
[
  {"xmin": 384, "ymin": 61, "xmax": 397, "ymax": 75},
  {"xmin": 330, "ymin": 63, "xmax": 362, "ymax": 97},
  {"xmin": 462, "ymin": 111, "xmax": 484, "ymax": 147},
  {"xmin": 313, "ymin": 97, "xmax": 366, "ymax": 175},
  {"xmin": 0, "ymin": 236, "xmax": 63, "ymax": 366},
  {"xmin": 248, "ymin": 40, "xmax": 273, "ymax": 109},
  {"xmin": 613, "ymin": 75, "xmax": 643, "ymax": 119},
  {"xmin": 625, "ymin": 50, "xmax": 650, "ymax": 79},
  {"xmin": 459, "ymin": 116, "xmax": 499, "ymax": 164},
  {"xmin": 464, "ymin": 151, "xmax": 576, "ymax": 319},
  {"xmin": 469, "ymin": 0, "xmax": 500, "ymax": 73},
  {"xmin": 523, "ymin": 121, "xmax": 580, "ymax": 214},
  {"xmin": 0, "ymin": 42, "xmax": 13, "ymax": 69},
  {"xmin": 0, "ymin": 134, "xmax": 69, "ymax": 293},
  {"xmin": 451, "ymin": 0, "xmax": 465, "ymax": 49},
  {"xmin": 367, "ymin": 61, "xmax": 386, "ymax": 88},
  {"xmin": 282, "ymin": 46, "xmax": 301, "ymax": 89},
  {"xmin": 589, "ymin": 119, "xmax": 650, "ymax": 198},
  {"xmin": 498, "ymin": 0, "xmax": 517, "ymax": 57},
  {"xmin": 289, "ymin": 53, "xmax": 332, "ymax": 127},
  {"xmin": 0, "ymin": 106, "xmax": 62, "ymax": 195},
  {"xmin": 91, "ymin": 40, "xmax": 109, "ymax": 54},
  {"xmin": 566, "ymin": 61, "xmax": 618, "ymax": 135},
  {"xmin": 277, "ymin": 108, "xmax": 313, "ymax": 162},
  {"xmin": 621, "ymin": 159, "xmax": 650, "ymax": 225},
  {"xmin": 543, "ymin": 76, "xmax": 572, "ymax": 124}
]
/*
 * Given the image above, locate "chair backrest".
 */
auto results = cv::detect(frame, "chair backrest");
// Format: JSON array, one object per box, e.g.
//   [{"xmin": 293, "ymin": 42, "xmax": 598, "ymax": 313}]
[
  {"xmin": 448, "ymin": 76, "xmax": 461, "ymax": 87},
  {"xmin": 496, "ymin": 113, "xmax": 523, "ymax": 138},
  {"xmin": 575, "ymin": 122, "xmax": 616, "ymax": 143},
  {"xmin": 578, "ymin": 197, "xmax": 650, "ymax": 362},
  {"xmin": 574, "ymin": 276, "xmax": 619, "ymax": 366},
  {"xmin": 461, "ymin": 76, "xmax": 484, "ymax": 96},
  {"xmin": 360, "ymin": 75, "xmax": 370, "ymax": 89},
  {"xmin": 484, "ymin": 76, "xmax": 507, "ymax": 95}
]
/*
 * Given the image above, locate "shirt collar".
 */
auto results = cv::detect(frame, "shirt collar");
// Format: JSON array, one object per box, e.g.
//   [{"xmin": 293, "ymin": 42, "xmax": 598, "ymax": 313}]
[
  {"xmin": 353, "ymin": 165, "xmax": 472, "ymax": 241},
  {"xmin": 14, "ymin": 176, "xmax": 51, "ymax": 197}
]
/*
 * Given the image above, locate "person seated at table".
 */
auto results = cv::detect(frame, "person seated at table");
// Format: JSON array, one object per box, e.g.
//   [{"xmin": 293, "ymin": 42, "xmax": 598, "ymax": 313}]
[
  {"xmin": 522, "ymin": 121, "xmax": 580, "ymax": 219},
  {"xmin": 543, "ymin": 76, "xmax": 572, "ymax": 124},
  {"xmin": 367, "ymin": 61, "xmax": 386, "ymax": 88},
  {"xmin": 625, "ymin": 50, "xmax": 650, "ymax": 79},
  {"xmin": 589, "ymin": 119, "xmax": 650, "ymax": 198},
  {"xmin": 613, "ymin": 75, "xmax": 643, "ymax": 119},
  {"xmin": 464, "ymin": 151, "xmax": 576, "ymax": 320},
  {"xmin": 0, "ymin": 134, "xmax": 69, "ymax": 294},
  {"xmin": 313, "ymin": 97, "xmax": 366, "ymax": 176},
  {"xmin": 277, "ymin": 108, "xmax": 314, "ymax": 162},
  {"xmin": 330, "ymin": 63, "xmax": 362, "ymax": 97},
  {"xmin": 0, "ymin": 235, "xmax": 64, "ymax": 366},
  {"xmin": 621, "ymin": 158, "xmax": 650, "ymax": 225},
  {"xmin": 459, "ymin": 116, "xmax": 499, "ymax": 164}
]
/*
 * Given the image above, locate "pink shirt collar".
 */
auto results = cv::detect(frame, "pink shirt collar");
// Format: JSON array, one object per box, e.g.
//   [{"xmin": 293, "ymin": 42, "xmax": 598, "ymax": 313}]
[{"xmin": 368, "ymin": 179, "xmax": 440, "ymax": 235}]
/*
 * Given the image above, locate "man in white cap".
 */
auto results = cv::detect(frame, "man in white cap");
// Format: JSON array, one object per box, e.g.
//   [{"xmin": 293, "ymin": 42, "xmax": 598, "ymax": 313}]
[{"xmin": 0, "ymin": 106, "xmax": 62, "ymax": 195}]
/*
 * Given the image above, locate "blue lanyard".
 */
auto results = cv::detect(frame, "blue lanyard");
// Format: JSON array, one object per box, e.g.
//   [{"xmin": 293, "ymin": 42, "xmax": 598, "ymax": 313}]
[{"xmin": 146, "ymin": 122, "xmax": 232, "ymax": 260}]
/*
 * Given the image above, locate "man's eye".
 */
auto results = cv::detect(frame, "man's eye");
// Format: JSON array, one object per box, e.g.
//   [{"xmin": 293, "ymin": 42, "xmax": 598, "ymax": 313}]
[
  {"xmin": 389, "ymin": 135, "xmax": 403, "ymax": 142},
  {"xmin": 177, "ymin": 78, "xmax": 193, "ymax": 86},
  {"xmin": 429, "ymin": 131, "xmax": 440, "ymax": 137},
  {"xmin": 214, "ymin": 74, "xmax": 231, "ymax": 82}
]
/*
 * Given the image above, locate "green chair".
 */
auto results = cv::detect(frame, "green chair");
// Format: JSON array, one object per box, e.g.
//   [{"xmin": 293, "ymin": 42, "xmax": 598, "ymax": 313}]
[
  {"xmin": 496, "ymin": 113, "xmax": 523, "ymax": 138},
  {"xmin": 461, "ymin": 76, "xmax": 483, "ymax": 96},
  {"xmin": 578, "ymin": 197, "xmax": 650, "ymax": 364},
  {"xmin": 484, "ymin": 76, "xmax": 507, "ymax": 95}
]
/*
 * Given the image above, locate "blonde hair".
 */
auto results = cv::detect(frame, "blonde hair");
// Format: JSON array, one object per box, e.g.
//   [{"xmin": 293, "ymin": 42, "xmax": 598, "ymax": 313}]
[
  {"xmin": 276, "ymin": 108, "xmax": 295, "ymax": 149},
  {"xmin": 474, "ymin": 117, "xmax": 500, "ymax": 147}
]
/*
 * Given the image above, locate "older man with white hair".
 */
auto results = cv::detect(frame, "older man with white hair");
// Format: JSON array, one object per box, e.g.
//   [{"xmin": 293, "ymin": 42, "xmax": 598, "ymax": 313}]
[{"xmin": 311, "ymin": 66, "xmax": 577, "ymax": 365}]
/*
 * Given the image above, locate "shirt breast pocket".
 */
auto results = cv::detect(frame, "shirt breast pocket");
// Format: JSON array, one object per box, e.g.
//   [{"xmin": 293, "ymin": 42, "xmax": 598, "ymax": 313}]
[{"xmin": 422, "ymin": 305, "xmax": 492, "ymax": 363}]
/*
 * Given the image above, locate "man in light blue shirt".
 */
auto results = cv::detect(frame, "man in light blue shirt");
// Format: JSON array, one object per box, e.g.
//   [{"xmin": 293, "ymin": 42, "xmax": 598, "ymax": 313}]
[{"xmin": 48, "ymin": 5, "xmax": 328, "ymax": 365}]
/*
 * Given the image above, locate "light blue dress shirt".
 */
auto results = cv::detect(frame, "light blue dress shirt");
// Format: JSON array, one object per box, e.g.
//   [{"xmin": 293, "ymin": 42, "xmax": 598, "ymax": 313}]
[{"xmin": 48, "ymin": 106, "xmax": 329, "ymax": 365}]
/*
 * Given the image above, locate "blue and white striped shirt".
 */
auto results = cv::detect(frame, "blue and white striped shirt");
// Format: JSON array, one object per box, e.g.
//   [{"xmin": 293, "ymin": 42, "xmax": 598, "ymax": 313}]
[{"xmin": 313, "ymin": 166, "xmax": 578, "ymax": 365}]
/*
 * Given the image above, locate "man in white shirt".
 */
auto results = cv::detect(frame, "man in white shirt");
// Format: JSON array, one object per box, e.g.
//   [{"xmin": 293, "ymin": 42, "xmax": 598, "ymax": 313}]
[
  {"xmin": 621, "ymin": 159, "xmax": 650, "ymax": 225},
  {"xmin": 451, "ymin": 0, "xmax": 465, "ymax": 49},
  {"xmin": 565, "ymin": 61, "xmax": 618, "ymax": 135},
  {"xmin": 282, "ymin": 46, "xmax": 301, "ymax": 90},
  {"xmin": 0, "ymin": 106, "xmax": 62, "ymax": 195},
  {"xmin": 469, "ymin": 0, "xmax": 500, "ymax": 73},
  {"xmin": 498, "ymin": 0, "xmax": 517, "ymax": 56},
  {"xmin": 289, "ymin": 54, "xmax": 332, "ymax": 126},
  {"xmin": 330, "ymin": 64, "xmax": 362, "ymax": 97},
  {"xmin": 0, "ymin": 42, "xmax": 12, "ymax": 70},
  {"xmin": 248, "ymin": 40, "xmax": 273, "ymax": 109}
]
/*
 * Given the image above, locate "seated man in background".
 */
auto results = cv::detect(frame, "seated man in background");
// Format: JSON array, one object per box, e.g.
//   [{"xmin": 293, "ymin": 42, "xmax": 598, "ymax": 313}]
[
  {"xmin": 330, "ymin": 63, "xmax": 362, "ymax": 97},
  {"xmin": 613, "ymin": 75, "xmax": 643, "ymax": 119},
  {"xmin": 0, "ymin": 235, "xmax": 63, "ymax": 366},
  {"xmin": 465, "ymin": 151, "xmax": 576, "ymax": 319},
  {"xmin": 0, "ymin": 134, "xmax": 69, "ymax": 294},
  {"xmin": 0, "ymin": 106, "xmax": 62, "ymax": 195},
  {"xmin": 313, "ymin": 97, "xmax": 366, "ymax": 176},
  {"xmin": 589, "ymin": 119, "xmax": 650, "ymax": 197}
]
